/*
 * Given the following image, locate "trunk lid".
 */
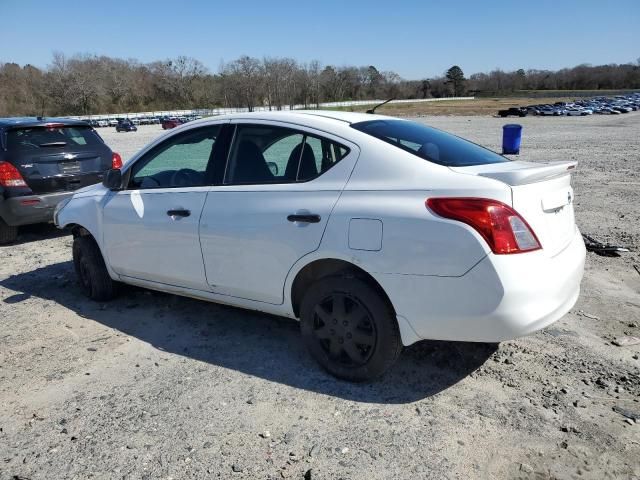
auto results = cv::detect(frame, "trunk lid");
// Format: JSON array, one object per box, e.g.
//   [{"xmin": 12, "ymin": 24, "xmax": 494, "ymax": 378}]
[
  {"xmin": 451, "ymin": 161, "xmax": 577, "ymax": 257},
  {"xmin": 6, "ymin": 125, "xmax": 112, "ymax": 194}
]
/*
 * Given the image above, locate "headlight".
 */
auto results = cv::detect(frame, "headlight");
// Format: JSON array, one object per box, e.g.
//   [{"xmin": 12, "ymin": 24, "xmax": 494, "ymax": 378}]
[{"xmin": 53, "ymin": 196, "xmax": 73, "ymax": 227}]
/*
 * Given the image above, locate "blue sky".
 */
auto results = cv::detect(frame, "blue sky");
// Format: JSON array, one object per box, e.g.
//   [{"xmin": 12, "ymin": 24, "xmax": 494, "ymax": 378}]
[{"xmin": 2, "ymin": 0, "xmax": 638, "ymax": 79}]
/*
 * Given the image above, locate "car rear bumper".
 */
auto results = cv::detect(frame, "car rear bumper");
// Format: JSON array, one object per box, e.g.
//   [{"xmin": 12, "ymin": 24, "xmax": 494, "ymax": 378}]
[
  {"xmin": 376, "ymin": 227, "xmax": 586, "ymax": 345},
  {"xmin": 0, "ymin": 191, "xmax": 74, "ymax": 226}
]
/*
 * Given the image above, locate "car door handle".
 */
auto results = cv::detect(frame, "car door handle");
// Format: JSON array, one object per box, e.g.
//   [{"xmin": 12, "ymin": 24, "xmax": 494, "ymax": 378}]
[
  {"xmin": 167, "ymin": 209, "xmax": 191, "ymax": 217},
  {"xmin": 287, "ymin": 213, "xmax": 321, "ymax": 223}
]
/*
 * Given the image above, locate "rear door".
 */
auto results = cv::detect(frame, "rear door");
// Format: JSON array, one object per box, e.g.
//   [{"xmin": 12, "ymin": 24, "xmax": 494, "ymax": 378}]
[
  {"xmin": 6, "ymin": 124, "xmax": 112, "ymax": 194},
  {"xmin": 199, "ymin": 121, "xmax": 358, "ymax": 304},
  {"xmin": 102, "ymin": 123, "xmax": 228, "ymax": 291}
]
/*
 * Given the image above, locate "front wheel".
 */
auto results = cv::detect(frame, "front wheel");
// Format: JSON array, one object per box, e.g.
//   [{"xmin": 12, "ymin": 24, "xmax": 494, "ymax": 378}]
[
  {"xmin": 300, "ymin": 275, "xmax": 402, "ymax": 381},
  {"xmin": 72, "ymin": 236, "xmax": 118, "ymax": 301}
]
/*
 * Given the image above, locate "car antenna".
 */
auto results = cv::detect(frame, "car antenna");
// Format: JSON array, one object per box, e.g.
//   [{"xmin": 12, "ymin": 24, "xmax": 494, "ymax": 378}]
[{"xmin": 366, "ymin": 98, "xmax": 394, "ymax": 114}]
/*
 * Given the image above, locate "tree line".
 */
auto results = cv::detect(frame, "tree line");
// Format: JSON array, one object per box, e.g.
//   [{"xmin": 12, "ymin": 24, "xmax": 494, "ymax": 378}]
[{"xmin": 1, "ymin": 53, "xmax": 639, "ymax": 117}]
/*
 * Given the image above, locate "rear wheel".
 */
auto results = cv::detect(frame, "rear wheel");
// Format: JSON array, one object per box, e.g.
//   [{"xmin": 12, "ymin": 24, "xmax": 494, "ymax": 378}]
[
  {"xmin": 72, "ymin": 235, "xmax": 118, "ymax": 301},
  {"xmin": 0, "ymin": 217, "xmax": 18, "ymax": 245},
  {"xmin": 300, "ymin": 275, "xmax": 402, "ymax": 381}
]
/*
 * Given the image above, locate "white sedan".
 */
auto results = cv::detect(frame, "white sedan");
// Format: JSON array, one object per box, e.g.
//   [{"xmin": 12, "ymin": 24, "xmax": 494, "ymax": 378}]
[
  {"xmin": 566, "ymin": 108, "xmax": 592, "ymax": 116},
  {"xmin": 55, "ymin": 111, "xmax": 586, "ymax": 381}
]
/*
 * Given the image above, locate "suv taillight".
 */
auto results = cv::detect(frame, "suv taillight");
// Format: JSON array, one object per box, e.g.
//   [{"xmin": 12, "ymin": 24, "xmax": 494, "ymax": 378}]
[
  {"xmin": 426, "ymin": 197, "xmax": 541, "ymax": 254},
  {"xmin": 112, "ymin": 152, "xmax": 123, "ymax": 169},
  {"xmin": 0, "ymin": 161, "xmax": 27, "ymax": 187}
]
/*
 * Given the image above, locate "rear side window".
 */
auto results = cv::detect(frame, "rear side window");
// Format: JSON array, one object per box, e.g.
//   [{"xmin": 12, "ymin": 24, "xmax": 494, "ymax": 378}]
[
  {"xmin": 7, "ymin": 126, "xmax": 104, "ymax": 151},
  {"xmin": 351, "ymin": 119, "xmax": 508, "ymax": 167},
  {"xmin": 224, "ymin": 124, "xmax": 349, "ymax": 185}
]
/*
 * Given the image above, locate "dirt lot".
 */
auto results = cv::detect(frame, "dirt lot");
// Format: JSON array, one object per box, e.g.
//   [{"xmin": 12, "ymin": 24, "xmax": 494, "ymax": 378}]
[{"xmin": 1, "ymin": 114, "xmax": 639, "ymax": 480}]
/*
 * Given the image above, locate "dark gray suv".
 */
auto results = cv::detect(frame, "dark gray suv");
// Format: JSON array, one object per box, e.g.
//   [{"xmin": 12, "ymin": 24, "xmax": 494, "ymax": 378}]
[{"xmin": 0, "ymin": 117, "xmax": 118, "ymax": 244}]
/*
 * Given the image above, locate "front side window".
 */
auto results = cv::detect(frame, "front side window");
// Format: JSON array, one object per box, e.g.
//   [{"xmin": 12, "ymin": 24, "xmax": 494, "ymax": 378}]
[
  {"xmin": 351, "ymin": 119, "xmax": 509, "ymax": 167},
  {"xmin": 129, "ymin": 125, "xmax": 221, "ymax": 189},
  {"xmin": 224, "ymin": 124, "xmax": 349, "ymax": 185}
]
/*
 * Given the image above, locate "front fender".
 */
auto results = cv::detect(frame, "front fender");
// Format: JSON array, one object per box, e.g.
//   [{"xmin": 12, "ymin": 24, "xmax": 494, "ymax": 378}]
[{"xmin": 56, "ymin": 190, "xmax": 120, "ymax": 281}]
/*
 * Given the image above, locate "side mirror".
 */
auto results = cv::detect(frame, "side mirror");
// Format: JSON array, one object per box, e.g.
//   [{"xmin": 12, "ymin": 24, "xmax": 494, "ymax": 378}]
[{"xmin": 102, "ymin": 168, "xmax": 123, "ymax": 190}]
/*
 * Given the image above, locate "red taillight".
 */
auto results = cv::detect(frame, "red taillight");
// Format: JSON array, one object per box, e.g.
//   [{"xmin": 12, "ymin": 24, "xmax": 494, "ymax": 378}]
[
  {"xmin": 111, "ymin": 152, "xmax": 123, "ymax": 169},
  {"xmin": 0, "ymin": 161, "xmax": 28, "ymax": 188},
  {"xmin": 426, "ymin": 197, "xmax": 541, "ymax": 254}
]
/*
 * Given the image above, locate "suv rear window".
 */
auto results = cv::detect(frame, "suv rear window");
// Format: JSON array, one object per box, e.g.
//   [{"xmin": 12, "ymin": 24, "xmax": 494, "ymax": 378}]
[
  {"xmin": 351, "ymin": 119, "xmax": 509, "ymax": 167},
  {"xmin": 7, "ymin": 126, "xmax": 104, "ymax": 151}
]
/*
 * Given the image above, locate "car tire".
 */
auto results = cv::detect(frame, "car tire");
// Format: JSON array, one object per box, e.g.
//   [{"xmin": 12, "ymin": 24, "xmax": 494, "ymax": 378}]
[
  {"xmin": 72, "ymin": 235, "xmax": 118, "ymax": 301},
  {"xmin": 0, "ymin": 217, "xmax": 18, "ymax": 245},
  {"xmin": 300, "ymin": 275, "xmax": 402, "ymax": 382}
]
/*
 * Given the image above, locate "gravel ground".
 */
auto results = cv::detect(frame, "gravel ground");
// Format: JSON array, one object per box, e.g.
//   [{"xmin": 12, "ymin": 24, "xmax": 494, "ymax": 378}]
[{"xmin": 1, "ymin": 115, "xmax": 639, "ymax": 480}]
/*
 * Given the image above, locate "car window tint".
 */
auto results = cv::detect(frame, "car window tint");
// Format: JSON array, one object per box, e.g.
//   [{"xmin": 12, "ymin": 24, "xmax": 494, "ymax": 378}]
[
  {"xmin": 351, "ymin": 119, "xmax": 509, "ymax": 167},
  {"xmin": 66, "ymin": 128, "xmax": 90, "ymax": 145},
  {"xmin": 7, "ymin": 126, "xmax": 103, "ymax": 150},
  {"xmin": 129, "ymin": 125, "xmax": 220, "ymax": 189},
  {"xmin": 296, "ymin": 134, "xmax": 349, "ymax": 182},
  {"xmin": 225, "ymin": 124, "xmax": 350, "ymax": 185},
  {"xmin": 263, "ymin": 132, "xmax": 304, "ymax": 179}
]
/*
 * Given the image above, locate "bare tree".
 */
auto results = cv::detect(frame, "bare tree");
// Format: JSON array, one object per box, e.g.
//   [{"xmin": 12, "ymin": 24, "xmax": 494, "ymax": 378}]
[{"xmin": 2, "ymin": 53, "xmax": 639, "ymax": 117}]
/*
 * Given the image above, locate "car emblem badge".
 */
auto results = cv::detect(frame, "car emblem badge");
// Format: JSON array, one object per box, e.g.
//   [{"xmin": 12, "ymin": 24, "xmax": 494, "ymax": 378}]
[{"xmin": 64, "ymin": 154, "xmax": 77, "ymax": 160}]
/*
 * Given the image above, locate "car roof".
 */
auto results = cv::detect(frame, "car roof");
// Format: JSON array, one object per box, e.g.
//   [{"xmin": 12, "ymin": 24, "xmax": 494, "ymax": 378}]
[
  {"xmin": 188, "ymin": 110, "xmax": 396, "ymax": 132},
  {"xmin": 0, "ymin": 117, "xmax": 89, "ymax": 129}
]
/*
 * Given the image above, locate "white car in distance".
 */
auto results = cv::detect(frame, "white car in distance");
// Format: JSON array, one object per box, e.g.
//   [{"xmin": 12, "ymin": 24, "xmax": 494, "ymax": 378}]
[{"xmin": 55, "ymin": 111, "xmax": 586, "ymax": 381}]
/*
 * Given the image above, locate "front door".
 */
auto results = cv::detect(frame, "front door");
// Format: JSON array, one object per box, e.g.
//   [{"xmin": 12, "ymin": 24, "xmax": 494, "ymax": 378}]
[
  {"xmin": 102, "ymin": 124, "xmax": 225, "ymax": 291},
  {"xmin": 199, "ymin": 122, "xmax": 358, "ymax": 304}
]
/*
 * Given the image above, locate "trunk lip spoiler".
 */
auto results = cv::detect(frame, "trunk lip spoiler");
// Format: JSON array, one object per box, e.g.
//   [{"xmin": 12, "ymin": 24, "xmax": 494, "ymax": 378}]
[{"xmin": 450, "ymin": 161, "xmax": 578, "ymax": 186}]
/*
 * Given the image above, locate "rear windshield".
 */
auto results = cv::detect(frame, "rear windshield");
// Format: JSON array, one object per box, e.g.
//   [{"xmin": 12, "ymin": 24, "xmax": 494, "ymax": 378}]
[
  {"xmin": 7, "ymin": 126, "xmax": 104, "ymax": 151},
  {"xmin": 351, "ymin": 119, "xmax": 509, "ymax": 167}
]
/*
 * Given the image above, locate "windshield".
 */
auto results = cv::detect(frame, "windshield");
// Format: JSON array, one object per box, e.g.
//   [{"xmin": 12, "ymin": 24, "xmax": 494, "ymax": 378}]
[
  {"xmin": 351, "ymin": 119, "xmax": 509, "ymax": 167},
  {"xmin": 7, "ymin": 125, "xmax": 104, "ymax": 151}
]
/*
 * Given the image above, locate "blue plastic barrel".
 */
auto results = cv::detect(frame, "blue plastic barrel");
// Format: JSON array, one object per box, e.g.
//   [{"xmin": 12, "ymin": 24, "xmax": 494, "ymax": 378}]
[{"xmin": 502, "ymin": 124, "xmax": 522, "ymax": 155}]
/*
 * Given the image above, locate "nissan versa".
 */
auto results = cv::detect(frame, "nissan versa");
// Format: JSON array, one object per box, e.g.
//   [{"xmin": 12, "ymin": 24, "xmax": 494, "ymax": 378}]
[{"xmin": 54, "ymin": 111, "xmax": 586, "ymax": 381}]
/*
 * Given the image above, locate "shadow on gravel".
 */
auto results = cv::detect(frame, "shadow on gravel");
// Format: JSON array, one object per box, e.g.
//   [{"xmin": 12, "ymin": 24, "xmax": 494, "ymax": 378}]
[
  {"xmin": 8, "ymin": 223, "xmax": 70, "ymax": 245},
  {"xmin": 2, "ymin": 261, "xmax": 497, "ymax": 404}
]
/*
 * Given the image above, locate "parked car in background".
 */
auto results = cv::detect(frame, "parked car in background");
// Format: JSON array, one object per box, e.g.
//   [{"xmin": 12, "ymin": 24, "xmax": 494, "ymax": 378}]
[
  {"xmin": 498, "ymin": 107, "xmax": 527, "ymax": 117},
  {"xmin": 97, "ymin": 119, "xmax": 109, "ymax": 127},
  {"xmin": 538, "ymin": 108, "xmax": 559, "ymax": 116},
  {"xmin": 0, "ymin": 117, "xmax": 120, "ymax": 244},
  {"xmin": 55, "ymin": 111, "xmax": 585, "ymax": 381},
  {"xmin": 161, "ymin": 117, "xmax": 184, "ymax": 129},
  {"xmin": 566, "ymin": 108, "xmax": 591, "ymax": 116},
  {"xmin": 116, "ymin": 119, "xmax": 138, "ymax": 132},
  {"xmin": 497, "ymin": 93, "xmax": 639, "ymax": 120}
]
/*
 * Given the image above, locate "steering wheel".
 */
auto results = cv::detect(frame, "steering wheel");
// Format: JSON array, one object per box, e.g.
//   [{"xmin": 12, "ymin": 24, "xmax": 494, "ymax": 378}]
[
  {"xmin": 170, "ymin": 168, "xmax": 201, "ymax": 187},
  {"xmin": 139, "ymin": 176, "xmax": 161, "ymax": 189}
]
